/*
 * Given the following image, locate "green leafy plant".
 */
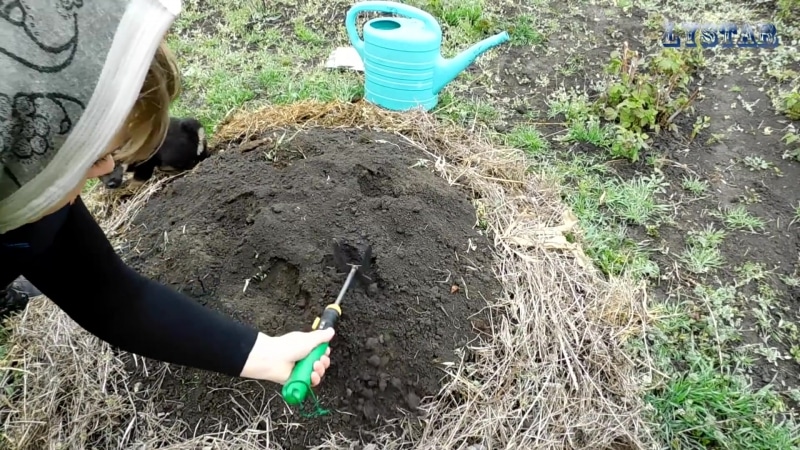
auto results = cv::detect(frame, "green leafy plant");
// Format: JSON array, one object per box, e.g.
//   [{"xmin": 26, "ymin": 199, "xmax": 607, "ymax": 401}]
[
  {"xmin": 777, "ymin": 89, "xmax": 800, "ymax": 120},
  {"xmin": 778, "ymin": 0, "xmax": 800, "ymax": 21},
  {"xmin": 595, "ymin": 43, "xmax": 703, "ymax": 162},
  {"xmin": 691, "ymin": 115, "xmax": 711, "ymax": 142},
  {"xmin": 782, "ymin": 131, "xmax": 800, "ymax": 162},
  {"xmin": 609, "ymin": 125, "xmax": 649, "ymax": 161},
  {"xmin": 424, "ymin": 0, "xmax": 494, "ymax": 37}
]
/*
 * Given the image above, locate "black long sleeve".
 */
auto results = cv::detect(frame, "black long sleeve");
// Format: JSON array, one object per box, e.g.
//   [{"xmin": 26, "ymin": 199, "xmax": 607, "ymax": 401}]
[{"xmin": 1, "ymin": 196, "xmax": 258, "ymax": 377}]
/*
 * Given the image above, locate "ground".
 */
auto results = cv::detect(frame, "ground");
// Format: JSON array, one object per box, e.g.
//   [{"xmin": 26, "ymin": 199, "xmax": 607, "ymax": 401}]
[
  {"xmin": 159, "ymin": 0, "xmax": 800, "ymax": 445},
  {"xmin": 2, "ymin": 0, "xmax": 800, "ymax": 448},
  {"xmin": 119, "ymin": 127, "xmax": 501, "ymax": 447}
]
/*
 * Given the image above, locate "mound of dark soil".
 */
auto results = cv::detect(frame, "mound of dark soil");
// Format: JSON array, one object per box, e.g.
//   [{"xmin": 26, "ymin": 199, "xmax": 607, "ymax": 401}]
[{"xmin": 122, "ymin": 127, "xmax": 501, "ymax": 448}]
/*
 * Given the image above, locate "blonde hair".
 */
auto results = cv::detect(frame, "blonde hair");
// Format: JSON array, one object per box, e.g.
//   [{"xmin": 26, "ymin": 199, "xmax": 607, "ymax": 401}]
[{"xmin": 114, "ymin": 41, "xmax": 182, "ymax": 164}]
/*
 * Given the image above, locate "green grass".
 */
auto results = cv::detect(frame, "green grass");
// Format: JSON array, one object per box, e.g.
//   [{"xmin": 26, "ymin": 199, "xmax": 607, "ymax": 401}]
[
  {"xmin": 718, "ymin": 205, "xmax": 766, "ymax": 232},
  {"xmin": 639, "ymin": 281, "xmax": 799, "ymax": 448},
  {"xmin": 506, "ymin": 118, "xmax": 664, "ymax": 279},
  {"xmin": 0, "ymin": 323, "xmax": 8, "ymax": 361},
  {"xmin": 495, "ymin": 28, "xmax": 797, "ymax": 447},
  {"xmin": 506, "ymin": 14, "xmax": 546, "ymax": 46},
  {"xmin": 679, "ymin": 226, "xmax": 726, "ymax": 274},
  {"xmin": 681, "ymin": 175, "xmax": 709, "ymax": 195},
  {"xmin": 778, "ymin": 0, "xmax": 800, "ymax": 23},
  {"xmin": 435, "ymin": 92, "xmax": 502, "ymax": 127},
  {"xmin": 164, "ymin": 0, "xmax": 365, "ymax": 131},
  {"xmin": 83, "ymin": 178, "xmax": 100, "ymax": 193},
  {"xmin": 505, "ymin": 124, "xmax": 550, "ymax": 157},
  {"xmin": 647, "ymin": 351, "xmax": 795, "ymax": 449}
]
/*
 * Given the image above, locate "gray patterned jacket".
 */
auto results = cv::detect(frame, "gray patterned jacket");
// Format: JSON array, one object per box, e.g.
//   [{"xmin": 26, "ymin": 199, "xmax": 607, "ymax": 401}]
[{"xmin": 0, "ymin": 0, "xmax": 180, "ymax": 233}]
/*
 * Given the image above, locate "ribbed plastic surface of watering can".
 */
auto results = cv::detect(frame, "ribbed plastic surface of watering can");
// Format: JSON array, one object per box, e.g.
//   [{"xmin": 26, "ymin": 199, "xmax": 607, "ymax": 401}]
[
  {"xmin": 346, "ymin": 1, "xmax": 510, "ymax": 112},
  {"xmin": 346, "ymin": 1, "xmax": 442, "ymax": 111},
  {"xmin": 360, "ymin": 16, "xmax": 441, "ymax": 111}
]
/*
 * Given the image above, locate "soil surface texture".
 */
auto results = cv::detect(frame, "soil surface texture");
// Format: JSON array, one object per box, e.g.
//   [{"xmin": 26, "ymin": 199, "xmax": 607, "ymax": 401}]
[{"xmin": 122, "ymin": 127, "xmax": 501, "ymax": 448}]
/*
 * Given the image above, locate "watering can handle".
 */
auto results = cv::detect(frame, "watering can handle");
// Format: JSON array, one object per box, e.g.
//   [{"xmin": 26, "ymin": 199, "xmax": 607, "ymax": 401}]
[{"xmin": 345, "ymin": 1, "xmax": 440, "ymax": 60}]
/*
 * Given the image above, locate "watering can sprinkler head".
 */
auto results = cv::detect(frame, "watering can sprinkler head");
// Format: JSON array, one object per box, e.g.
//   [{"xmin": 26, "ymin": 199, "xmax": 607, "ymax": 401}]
[{"xmin": 432, "ymin": 31, "xmax": 510, "ymax": 95}]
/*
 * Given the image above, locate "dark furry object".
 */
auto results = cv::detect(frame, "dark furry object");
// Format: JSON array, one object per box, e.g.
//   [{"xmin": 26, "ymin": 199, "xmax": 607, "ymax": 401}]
[{"xmin": 100, "ymin": 117, "xmax": 209, "ymax": 189}]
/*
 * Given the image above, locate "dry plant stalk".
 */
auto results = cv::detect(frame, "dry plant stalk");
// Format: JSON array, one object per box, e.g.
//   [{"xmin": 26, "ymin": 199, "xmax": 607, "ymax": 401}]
[
  {"xmin": 82, "ymin": 171, "xmax": 188, "ymax": 237},
  {"xmin": 0, "ymin": 100, "xmax": 655, "ymax": 450}
]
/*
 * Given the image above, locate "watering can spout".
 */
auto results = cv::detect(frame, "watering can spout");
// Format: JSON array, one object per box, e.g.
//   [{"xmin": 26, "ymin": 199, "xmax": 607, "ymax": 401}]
[{"xmin": 433, "ymin": 31, "xmax": 510, "ymax": 94}]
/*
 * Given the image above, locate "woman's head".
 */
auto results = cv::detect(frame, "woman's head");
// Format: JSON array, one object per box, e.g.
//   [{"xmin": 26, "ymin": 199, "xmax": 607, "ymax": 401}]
[
  {"xmin": 77, "ymin": 41, "xmax": 182, "ymax": 190},
  {"xmin": 0, "ymin": 0, "xmax": 184, "ymax": 233},
  {"xmin": 64, "ymin": 40, "xmax": 182, "ymax": 209},
  {"xmin": 111, "ymin": 41, "xmax": 182, "ymax": 167},
  {"xmin": 81, "ymin": 40, "xmax": 182, "ymax": 182}
]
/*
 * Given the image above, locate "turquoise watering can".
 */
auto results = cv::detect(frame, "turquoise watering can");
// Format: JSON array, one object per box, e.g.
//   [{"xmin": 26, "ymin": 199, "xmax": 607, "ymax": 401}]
[{"xmin": 345, "ymin": 1, "xmax": 510, "ymax": 112}]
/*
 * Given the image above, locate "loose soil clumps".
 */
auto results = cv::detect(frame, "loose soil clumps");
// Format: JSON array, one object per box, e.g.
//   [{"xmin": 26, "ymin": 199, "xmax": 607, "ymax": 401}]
[{"xmin": 123, "ymin": 127, "xmax": 501, "ymax": 447}]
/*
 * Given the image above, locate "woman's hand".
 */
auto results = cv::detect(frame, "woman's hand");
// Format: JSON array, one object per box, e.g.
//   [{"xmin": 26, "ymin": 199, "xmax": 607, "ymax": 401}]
[{"xmin": 239, "ymin": 329, "xmax": 334, "ymax": 385}]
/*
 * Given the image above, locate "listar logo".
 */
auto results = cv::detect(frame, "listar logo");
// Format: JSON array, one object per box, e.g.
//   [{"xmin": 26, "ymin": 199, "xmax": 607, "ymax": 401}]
[{"xmin": 662, "ymin": 22, "xmax": 780, "ymax": 48}]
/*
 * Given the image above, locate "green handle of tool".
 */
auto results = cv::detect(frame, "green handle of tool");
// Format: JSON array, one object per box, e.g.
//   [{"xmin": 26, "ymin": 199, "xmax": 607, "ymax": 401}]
[
  {"xmin": 282, "ymin": 341, "xmax": 330, "ymax": 405},
  {"xmin": 281, "ymin": 305, "xmax": 340, "ymax": 405}
]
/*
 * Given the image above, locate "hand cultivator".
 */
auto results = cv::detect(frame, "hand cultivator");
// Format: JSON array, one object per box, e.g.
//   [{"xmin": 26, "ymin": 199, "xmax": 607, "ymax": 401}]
[{"xmin": 281, "ymin": 240, "xmax": 372, "ymax": 409}]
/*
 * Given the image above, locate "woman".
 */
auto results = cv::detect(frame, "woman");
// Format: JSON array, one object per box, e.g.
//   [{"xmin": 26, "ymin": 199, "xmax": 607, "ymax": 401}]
[{"xmin": 0, "ymin": 0, "xmax": 333, "ymax": 386}]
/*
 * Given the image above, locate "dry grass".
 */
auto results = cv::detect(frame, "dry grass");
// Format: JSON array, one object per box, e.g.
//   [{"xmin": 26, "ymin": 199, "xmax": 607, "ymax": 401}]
[
  {"xmin": 84, "ymin": 175, "xmax": 182, "ymax": 238},
  {"xmin": 1, "ymin": 100, "xmax": 655, "ymax": 449}
]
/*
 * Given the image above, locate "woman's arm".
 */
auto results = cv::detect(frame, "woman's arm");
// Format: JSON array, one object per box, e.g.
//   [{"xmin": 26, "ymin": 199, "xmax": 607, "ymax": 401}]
[{"xmin": 20, "ymin": 196, "xmax": 258, "ymax": 377}]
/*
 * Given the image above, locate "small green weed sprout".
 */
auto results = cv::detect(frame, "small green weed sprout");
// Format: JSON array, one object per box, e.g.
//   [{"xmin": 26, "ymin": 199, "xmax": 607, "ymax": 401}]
[
  {"xmin": 680, "ymin": 225, "xmax": 726, "ymax": 274},
  {"xmin": 682, "ymin": 175, "xmax": 709, "ymax": 195},
  {"xmin": 719, "ymin": 205, "xmax": 766, "ymax": 232},
  {"xmin": 743, "ymin": 155, "xmax": 772, "ymax": 171},
  {"xmin": 505, "ymin": 124, "xmax": 550, "ymax": 158}
]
